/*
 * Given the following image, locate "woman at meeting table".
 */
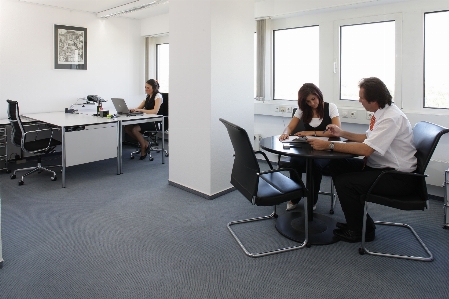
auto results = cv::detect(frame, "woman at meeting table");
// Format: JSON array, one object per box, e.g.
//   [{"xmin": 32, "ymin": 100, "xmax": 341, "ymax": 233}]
[
  {"xmin": 279, "ymin": 83, "xmax": 341, "ymax": 211},
  {"xmin": 124, "ymin": 79, "xmax": 163, "ymax": 160}
]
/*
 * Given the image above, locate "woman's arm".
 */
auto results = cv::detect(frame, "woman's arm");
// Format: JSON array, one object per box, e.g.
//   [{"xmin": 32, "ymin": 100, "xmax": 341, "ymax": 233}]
[
  {"xmin": 135, "ymin": 97, "xmax": 162, "ymax": 114},
  {"xmin": 130, "ymin": 100, "xmax": 146, "ymax": 112},
  {"xmin": 279, "ymin": 117, "xmax": 301, "ymax": 140}
]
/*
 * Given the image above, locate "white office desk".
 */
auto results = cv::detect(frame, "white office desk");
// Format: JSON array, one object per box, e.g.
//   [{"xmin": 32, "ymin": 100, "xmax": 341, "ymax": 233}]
[
  {"xmin": 23, "ymin": 112, "xmax": 119, "ymax": 187},
  {"xmin": 23, "ymin": 112, "xmax": 165, "ymax": 187},
  {"xmin": 117, "ymin": 113, "xmax": 165, "ymax": 173}
]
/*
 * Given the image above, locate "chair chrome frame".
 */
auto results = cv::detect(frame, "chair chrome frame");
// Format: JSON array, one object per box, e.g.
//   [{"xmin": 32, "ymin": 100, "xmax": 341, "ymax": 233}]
[
  {"xmin": 7, "ymin": 100, "xmax": 61, "ymax": 185},
  {"xmin": 358, "ymin": 121, "xmax": 449, "ymax": 262},
  {"xmin": 221, "ymin": 117, "xmax": 308, "ymax": 258},
  {"xmin": 227, "ymin": 202, "xmax": 308, "ymax": 258}
]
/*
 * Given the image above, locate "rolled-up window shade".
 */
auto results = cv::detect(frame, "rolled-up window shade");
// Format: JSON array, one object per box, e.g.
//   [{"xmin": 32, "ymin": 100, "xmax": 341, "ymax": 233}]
[{"xmin": 256, "ymin": 19, "xmax": 266, "ymax": 100}]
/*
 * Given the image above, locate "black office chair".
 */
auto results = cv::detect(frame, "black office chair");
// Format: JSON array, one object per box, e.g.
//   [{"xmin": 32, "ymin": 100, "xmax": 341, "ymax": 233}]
[
  {"xmin": 358, "ymin": 121, "xmax": 449, "ymax": 261},
  {"xmin": 7, "ymin": 100, "xmax": 61, "ymax": 185},
  {"xmin": 220, "ymin": 118, "xmax": 308, "ymax": 257},
  {"xmin": 130, "ymin": 93, "xmax": 169, "ymax": 161},
  {"xmin": 277, "ymin": 108, "xmax": 337, "ymax": 213}
]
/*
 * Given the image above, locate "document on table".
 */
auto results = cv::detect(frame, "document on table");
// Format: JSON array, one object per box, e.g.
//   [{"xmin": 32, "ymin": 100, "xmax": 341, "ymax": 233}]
[{"xmin": 280, "ymin": 136, "xmax": 309, "ymax": 143}]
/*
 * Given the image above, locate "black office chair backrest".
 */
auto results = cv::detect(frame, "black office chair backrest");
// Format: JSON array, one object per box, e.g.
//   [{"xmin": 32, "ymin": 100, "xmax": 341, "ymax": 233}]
[
  {"xmin": 7, "ymin": 99, "xmax": 25, "ymax": 148},
  {"xmin": 219, "ymin": 118, "xmax": 260, "ymax": 202},
  {"xmin": 290, "ymin": 107, "xmax": 305, "ymax": 134},
  {"xmin": 160, "ymin": 93, "xmax": 169, "ymax": 130},
  {"xmin": 413, "ymin": 121, "xmax": 449, "ymax": 174}
]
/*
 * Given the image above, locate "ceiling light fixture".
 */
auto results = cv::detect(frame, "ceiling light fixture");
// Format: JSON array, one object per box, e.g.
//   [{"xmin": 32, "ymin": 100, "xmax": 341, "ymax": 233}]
[{"xmin": 98, "ymin": 0, "xmax": 167, "ymax": 19}]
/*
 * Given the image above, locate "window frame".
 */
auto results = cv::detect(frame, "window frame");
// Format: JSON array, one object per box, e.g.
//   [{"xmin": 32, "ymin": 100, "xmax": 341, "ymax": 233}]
[
  {"xmin": 156, "ymin": 43, "xmax": 169, "ymax": 93},
  {"xmin": 333, "ymin": 13, "xmax": 403, "ymax": 108},
  {"xmin": 272, "ymin": 25, "xmax": 320, "ymax": 101},
  {"xmin": 423, "ymin": 9, "xmax": 449, "ymax": 110}
]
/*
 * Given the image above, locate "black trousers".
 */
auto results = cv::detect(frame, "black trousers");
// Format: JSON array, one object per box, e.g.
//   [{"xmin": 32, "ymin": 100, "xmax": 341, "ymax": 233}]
[{"xmin": 330, "ymin": 158, "xmax": 417, "ymax": 232}]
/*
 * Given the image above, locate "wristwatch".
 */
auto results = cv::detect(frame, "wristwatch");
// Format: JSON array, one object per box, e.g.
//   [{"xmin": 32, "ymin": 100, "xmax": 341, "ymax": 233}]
[{"xmin": 329, "ymin": 142, "xmax": 334, "ymax": 151}]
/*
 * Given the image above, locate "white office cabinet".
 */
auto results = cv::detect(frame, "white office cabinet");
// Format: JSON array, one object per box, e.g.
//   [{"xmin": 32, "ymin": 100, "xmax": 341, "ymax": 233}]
[{"xmin": 65, "ymin": 123, "xmax": 118, "ymax": 167}]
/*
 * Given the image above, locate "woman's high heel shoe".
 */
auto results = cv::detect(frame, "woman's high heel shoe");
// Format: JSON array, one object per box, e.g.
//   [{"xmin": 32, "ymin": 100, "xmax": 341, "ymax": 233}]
[{"xmin": 139, "ymin": 143, "xmax": 149, "ymax": 160}]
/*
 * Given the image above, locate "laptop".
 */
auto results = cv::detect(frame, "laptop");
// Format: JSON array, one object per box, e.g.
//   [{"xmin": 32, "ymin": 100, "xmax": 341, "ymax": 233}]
[{"xmin": 111, "ymin": 98, "xmax": 143, "ymax": 115}]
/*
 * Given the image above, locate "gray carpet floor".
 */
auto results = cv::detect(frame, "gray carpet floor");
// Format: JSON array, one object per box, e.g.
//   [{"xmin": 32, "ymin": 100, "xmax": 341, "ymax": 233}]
[{"xmin": 0, "ymin": 145, "xmax": 448, "ymax": 299}]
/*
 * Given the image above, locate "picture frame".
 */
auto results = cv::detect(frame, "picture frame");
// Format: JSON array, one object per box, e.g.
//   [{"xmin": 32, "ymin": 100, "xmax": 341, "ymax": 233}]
[{"xmin": 54, "ymin": 24, "xmax": 87, "ymax": 70}]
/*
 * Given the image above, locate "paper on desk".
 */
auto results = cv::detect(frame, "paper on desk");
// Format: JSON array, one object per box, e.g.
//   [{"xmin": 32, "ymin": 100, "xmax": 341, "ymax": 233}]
[
  {"xmin": 280, "ymin": 136, "xmax": 309, "ymax": 143},
  {"xmin": 282, "ymin": 135, "xmax": 346, "ymax": 143}
]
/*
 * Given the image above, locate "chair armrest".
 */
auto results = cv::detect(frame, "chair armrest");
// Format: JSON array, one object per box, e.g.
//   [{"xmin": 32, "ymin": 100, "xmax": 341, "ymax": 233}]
[
  {"xmin": 254, "ymin": 150, "xmax": 274, "ymax": 170},
  {"xmin": 367, "ymin": 170, "xmax": 427, "ymax": 197},
  {"xmin": 259, "ymin": 167, "xmax": 306, "ymax": 190}
]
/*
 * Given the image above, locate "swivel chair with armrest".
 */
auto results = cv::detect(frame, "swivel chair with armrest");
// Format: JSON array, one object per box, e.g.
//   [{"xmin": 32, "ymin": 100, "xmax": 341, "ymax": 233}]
[
  {"xmin": 7, "ymin": 100, "xmax": 61, "ymax": 185},
  {"xmin": 277, "ymin": 108, "xmax": 337, "ymax": 213},
  {"xmin": 220, "ymin": 118, "xmax": 308, "ymax": 257},
  {"xmin": 130, "ymin": 92, "xmax": 169, "ymax": 161},
  {"xmin": 358, "ymin": 121, "xmax": 449, "ymax": 261}
]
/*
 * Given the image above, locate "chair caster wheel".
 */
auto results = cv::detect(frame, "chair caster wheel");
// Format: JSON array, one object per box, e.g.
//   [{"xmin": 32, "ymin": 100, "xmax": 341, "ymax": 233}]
[
  {"xmin": 149, "ymin": 157, "xmax": 154, "ymax": 161},
  {"xmin": 10, "ymin": 174, "xmax": 16, "ymax": 179},
  {"xmin": 18, "ymin": 180, "xmax": 24, "ymax": 186},
  {"xmin": 306, "ymin": 243, "xmax": 311, "ymax": 248},
  {"xmin": 130, "ymin": 156, "xmax": 135, "ymax": 160},
  {"xmin": 51, "ymin": 176, "xmax": 57, "ymax": 181},
  {"xmin": 358, "ymin": 248, "xmax": 365, "ymax": 255},
  {"xmin": 329, "ymin": 209, "xmax": 334, "ymax": 215},
  {"xmin": 165, "ymin": 153, "xmax": 169, "ymax": 157}
]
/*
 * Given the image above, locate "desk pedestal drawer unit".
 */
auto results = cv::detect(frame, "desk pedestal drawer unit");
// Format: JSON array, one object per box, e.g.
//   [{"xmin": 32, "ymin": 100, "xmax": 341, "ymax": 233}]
[
  {"xmin": 64, "ymin": 123, "xmax": 118, "ymax": 167},
  {"xmin": 445, "ymin": 168, "xmax": 449, "ymax": 229},
  {"xmin": 0, "ymin": 126, "xmax": 8, "ymax": 173}
]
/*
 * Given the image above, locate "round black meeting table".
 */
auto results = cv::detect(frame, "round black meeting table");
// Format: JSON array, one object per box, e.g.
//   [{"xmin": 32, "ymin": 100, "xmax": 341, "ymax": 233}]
[{"xmin": 260, "ymin": 136, "xmax": 354, "ymax": 245}]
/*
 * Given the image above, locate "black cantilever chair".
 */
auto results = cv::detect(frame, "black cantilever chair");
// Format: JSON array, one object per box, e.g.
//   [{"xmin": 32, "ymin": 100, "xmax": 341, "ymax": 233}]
[
  {"xmin": 359, "ymin": 121, "xmax": 449, "ymax": 261},
  {"xmin": 220, "ymin": 118, "xmax": 308, "ymax": 257},
  {"xmin": 278, "ymin": 108, "xmax": 337, "ymax": 213},
  {"xmin": 7, "ymin": 100, "xmax": 61, "ymax": 185}
]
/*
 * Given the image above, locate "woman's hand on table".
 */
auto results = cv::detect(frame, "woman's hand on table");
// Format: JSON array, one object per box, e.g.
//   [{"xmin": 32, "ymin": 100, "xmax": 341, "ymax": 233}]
[{"xmin": 279, "ymin": 133, "xmax": 289, "ymax": 141}]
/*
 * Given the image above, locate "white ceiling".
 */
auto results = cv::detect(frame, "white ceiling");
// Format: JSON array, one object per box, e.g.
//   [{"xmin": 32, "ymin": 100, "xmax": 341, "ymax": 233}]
[{"xmin": 17, "ymin": 0, "xmax": 408, "ymax": 20}]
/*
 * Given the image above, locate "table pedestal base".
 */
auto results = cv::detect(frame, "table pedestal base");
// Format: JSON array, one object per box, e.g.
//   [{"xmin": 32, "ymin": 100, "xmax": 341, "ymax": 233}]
[{"xmin": 276, "ymin": 211, "xmax": 340, "ymax": 245}]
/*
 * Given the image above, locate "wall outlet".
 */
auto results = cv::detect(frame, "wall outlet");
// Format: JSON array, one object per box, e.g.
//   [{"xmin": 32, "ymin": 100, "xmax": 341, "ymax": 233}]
[
  {"xmin": 279, "ymin": 106, "xmax": 286, "ymax": 113},
  {"xmin": 349, "ymin": 110, "xmax": 357, "ymax": 119},
  {"xmin": 341, "ymin": 109, "xmax": 349, "ymax": 118},
  {"xmin": 366, "ymin": 111, "xmax": 374, "ymax": 120},
  {"xmin": 286, "ymin": 106, "xmax": 292, "ymax": 113},
  {"xmin": 274, "ymin": 106, "xmax": 279, "ymax": 113}
]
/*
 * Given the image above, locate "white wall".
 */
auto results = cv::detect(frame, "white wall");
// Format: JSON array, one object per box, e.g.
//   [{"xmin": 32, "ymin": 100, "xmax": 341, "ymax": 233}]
[{"xmin": 0, "ymin": 0, "xmax": 145, "ymax": 118}]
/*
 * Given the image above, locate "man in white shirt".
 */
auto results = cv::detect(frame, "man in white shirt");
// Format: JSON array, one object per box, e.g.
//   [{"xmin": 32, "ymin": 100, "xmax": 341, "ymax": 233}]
[{"xmin": 307, "ymin": 77, "xmax": 417, "ymax": 242}]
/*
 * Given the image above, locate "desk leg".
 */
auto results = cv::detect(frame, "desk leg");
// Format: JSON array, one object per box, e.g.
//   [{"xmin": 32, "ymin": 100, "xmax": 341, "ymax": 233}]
[
  {"xmin": 118, "ymin": 121, "xmax": 122, "ymax": 174},
  {"xmin": 306, "ymin": 158, "xmax": 314, "ymax": 221},
  {"xmin": 61, "ymin": 126, "xmax": 66, "ymax": 188},
  {"xmin": 275, "ymin": 157, "xmax": 339, "ymax": 245}
]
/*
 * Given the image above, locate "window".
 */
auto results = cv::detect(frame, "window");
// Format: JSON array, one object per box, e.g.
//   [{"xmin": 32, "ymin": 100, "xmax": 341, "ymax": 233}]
[
  {"xmin": 340, "ymin": 21, "xmax": 395, "ymax": 101},
  {"xmin": 424, "ymin": 11, "xmax": 449, "ymax": 109},
  {"xmin": 156, "ymin": 43, "xmax": 169, "ymax": 93},
  {"xmin": 273, "ymin": 26, "xmax": 319, "ymax": 100}
]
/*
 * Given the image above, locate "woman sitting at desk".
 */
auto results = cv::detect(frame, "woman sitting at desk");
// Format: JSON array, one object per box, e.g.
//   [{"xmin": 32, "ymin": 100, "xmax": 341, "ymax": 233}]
[
  {"xmin": 279, "ymin": 83, "xmax": 341, "ymax": 211},
  {"xmin": 124, "ymin": 79, "xmax": 163, "ymax": 160}
]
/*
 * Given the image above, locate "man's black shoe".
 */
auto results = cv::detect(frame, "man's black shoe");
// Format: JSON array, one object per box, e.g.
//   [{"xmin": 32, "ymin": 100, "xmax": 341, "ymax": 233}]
[
  {"xmin": 336, "ymin": 222, "xmax": 348, "ymax": 229},
  {"xmin": 333, "ymin": 228, "xmax": 375, "ymax": 243}
]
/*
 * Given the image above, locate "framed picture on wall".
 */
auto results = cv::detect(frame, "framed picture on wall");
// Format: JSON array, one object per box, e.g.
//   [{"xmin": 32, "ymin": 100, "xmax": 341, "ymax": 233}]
[{"xmin": 54, "ymin": 24, "xmax": 87, "ymax": 70}]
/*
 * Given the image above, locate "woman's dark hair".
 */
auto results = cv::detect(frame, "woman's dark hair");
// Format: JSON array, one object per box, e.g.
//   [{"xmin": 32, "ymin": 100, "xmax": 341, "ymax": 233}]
[
  {"xmin": 146, "ymin": 79, "xmax": 160, "ymax": 101},
  {"xmin": 358, "ymin": 77, "xmax": 392, "ymax": 108},
  {"xmin": 298, "ymin": 83, "xmax": 324, "ymax": 124}
]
